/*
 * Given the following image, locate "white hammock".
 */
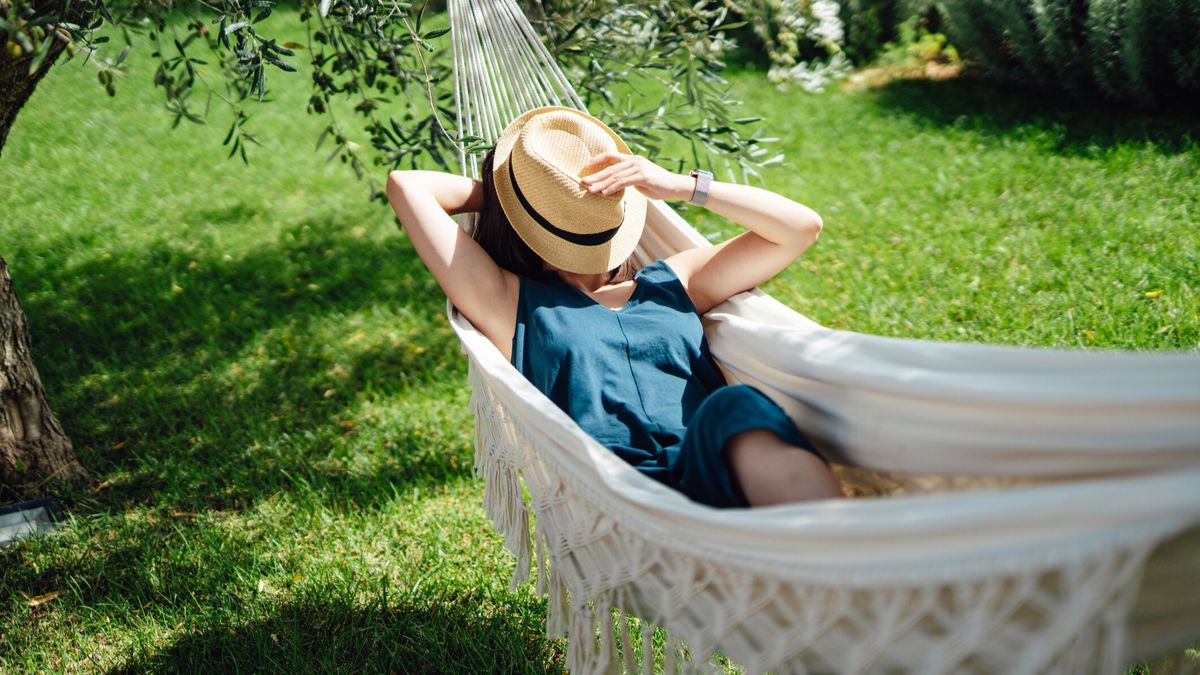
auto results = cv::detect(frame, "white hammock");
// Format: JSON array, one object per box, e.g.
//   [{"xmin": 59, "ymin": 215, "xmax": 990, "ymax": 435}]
[{"xmin": 442, "ymin": 0, "xmax": 1200, "ymax": 672}]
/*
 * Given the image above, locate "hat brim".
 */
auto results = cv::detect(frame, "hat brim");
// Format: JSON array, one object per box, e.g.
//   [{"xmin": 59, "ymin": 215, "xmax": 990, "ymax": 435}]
[{"xmin": 492, "ymin": 106, "xmax": 646, "ymax": 275}]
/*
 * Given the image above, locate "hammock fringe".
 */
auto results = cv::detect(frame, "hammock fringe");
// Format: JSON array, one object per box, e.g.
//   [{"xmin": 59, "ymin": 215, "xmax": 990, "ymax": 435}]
[
  {"xmin": 466, "ymin": 346, "xmax": 1194, "ymax": 674},
  {"xmin": 471, "ymin": 362, "xmax": 533, "ymax": 587}
]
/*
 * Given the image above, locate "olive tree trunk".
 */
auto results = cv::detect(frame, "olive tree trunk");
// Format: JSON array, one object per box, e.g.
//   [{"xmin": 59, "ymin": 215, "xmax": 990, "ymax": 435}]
[
  {"xmin": 1, "ymin": 4, "xmax": 85, "ymax": 496},
  {"xmin": 0, "ymin": 257, "xmax": 85, "ymax": 497}
]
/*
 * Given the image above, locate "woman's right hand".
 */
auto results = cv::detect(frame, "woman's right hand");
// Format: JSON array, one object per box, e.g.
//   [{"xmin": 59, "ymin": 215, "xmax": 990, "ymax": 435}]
[{"xmin": 578, "ymin": 151, "xmax": 693, "ymax": 202}]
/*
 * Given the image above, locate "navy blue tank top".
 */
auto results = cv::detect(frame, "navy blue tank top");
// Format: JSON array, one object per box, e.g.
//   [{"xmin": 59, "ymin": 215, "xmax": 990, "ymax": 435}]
[{"xmin": 510, "ymin": 259, "xmax": 728, "ymax": 479}]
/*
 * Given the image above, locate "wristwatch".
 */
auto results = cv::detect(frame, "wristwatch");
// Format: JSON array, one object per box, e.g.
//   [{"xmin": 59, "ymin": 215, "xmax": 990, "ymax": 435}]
[{"xmin": 688, "ymin": 169, "xmax": 713, "ymax": 207}]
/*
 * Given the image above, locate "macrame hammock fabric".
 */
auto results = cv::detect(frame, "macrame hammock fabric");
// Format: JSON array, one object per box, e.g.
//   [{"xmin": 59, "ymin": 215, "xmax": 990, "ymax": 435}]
[{"xmin": 442, "ymin": 0, "xmax": 1200, "ymax": 671}]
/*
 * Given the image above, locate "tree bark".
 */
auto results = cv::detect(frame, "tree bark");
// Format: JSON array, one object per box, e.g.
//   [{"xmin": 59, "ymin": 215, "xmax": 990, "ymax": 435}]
[
  {"xmin": 2, "ymin": 2, "xmax": 87, "ymax": 496},
  {"xmin": 0, "ymin": 257, "xmax": 85, "ymax": 498},
  {"xmin": 0, "ymin": 0, "xmax": 70, "ymax": 157}
]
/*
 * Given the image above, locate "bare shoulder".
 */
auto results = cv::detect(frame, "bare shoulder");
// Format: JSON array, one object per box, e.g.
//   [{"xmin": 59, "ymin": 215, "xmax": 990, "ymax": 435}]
[
  {"xmin": 463, "ymin": 267, "xmax": 520, "ymax": 362},
  {"xmin": 457, "ymin": 267, "xmax": 520, "ymax": 363},
  {"xmin": 661, "ymin": 245, "xmax": 715, "ymax": 284},
  {"xmin": 661, "ymin": 241, "xmax": 735, "ymax": 315},
  {"xmin": 661, "ymin": 231, "xmax": 799, "ymax": 315}
]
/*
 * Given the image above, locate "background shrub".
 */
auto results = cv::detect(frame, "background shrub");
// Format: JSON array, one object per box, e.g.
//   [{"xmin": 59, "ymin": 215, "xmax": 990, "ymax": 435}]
[
  {"xmin": 719, "ymin": 0, "xmax": 946, "ymax": 90},
  {"xmin": 840, "ymin": 0, "xmax": 896, "ymax": 64},
  {"xmin": 836, "ymin": 0, "xmax": 939, "ymax": 65},
  {"xmin": 935, "ymin": 0, "xmax": 1200, "ymax": 104},
  {"xmin": 840, "ymin": 0, "xmax": 902, "ymax": 64}
]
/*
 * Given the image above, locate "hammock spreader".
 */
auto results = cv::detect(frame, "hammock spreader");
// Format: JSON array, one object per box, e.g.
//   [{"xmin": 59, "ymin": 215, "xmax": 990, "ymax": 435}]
[{"xmin": 443, "ymin": 0, "xmax": 1200, "ymax": 671}]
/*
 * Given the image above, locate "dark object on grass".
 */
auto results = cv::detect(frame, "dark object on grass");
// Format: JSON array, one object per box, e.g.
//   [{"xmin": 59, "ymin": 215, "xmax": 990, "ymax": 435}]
[{"xmin": 0, "ymin": 496, "xmax": 64, "ymax": 547}]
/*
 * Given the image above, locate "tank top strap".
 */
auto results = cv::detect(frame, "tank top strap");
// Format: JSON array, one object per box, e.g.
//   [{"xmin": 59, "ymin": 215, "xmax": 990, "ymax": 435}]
[{"xmin": 634, "ymin": 258, "xmax": 701, "ymax": 317}]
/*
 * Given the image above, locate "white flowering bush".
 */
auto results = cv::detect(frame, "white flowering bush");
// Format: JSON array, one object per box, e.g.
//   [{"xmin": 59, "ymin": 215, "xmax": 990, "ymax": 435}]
[{"xmin": 728, "ymin": 0, "xmax": 852, "ymax": 92}]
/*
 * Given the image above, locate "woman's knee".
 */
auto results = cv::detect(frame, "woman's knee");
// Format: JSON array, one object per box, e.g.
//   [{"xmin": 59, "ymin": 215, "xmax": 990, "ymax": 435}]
[
  {"xmin": 725, "ymin": 428, "xmax": 793, "ymax": 467},
  {"xmin": 725, "ymin": 429, "xmax": 842, "ymax": 504}
]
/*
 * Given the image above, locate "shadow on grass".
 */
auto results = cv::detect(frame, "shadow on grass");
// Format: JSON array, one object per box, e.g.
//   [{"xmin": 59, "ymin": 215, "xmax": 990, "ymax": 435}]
[
  {"xmin": 867, "ymin": 74, "xmax": 1200, "ymax": 157},
  {"xmin": 107, "ymin": 592, "xmax": 563, "ymax": 674},
  {"xmin": 12, "ymin": 211, "xmax": 474, "ymax": 512},
  {"xmin": 1, "ymin": 514, "xmax": 266, "ymax": 620}
]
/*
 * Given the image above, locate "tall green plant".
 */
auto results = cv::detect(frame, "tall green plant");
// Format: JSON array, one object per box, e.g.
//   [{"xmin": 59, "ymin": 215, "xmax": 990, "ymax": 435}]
[{"xmin": 936, "ymin": 0, "xmax": 1200, "ymax": 103}]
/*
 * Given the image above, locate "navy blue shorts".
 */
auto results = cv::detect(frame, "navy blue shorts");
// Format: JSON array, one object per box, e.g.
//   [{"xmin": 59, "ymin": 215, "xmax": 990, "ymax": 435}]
[{"xmin": 667, "ymin": 384, "xmax": 826, "ymax": 509}]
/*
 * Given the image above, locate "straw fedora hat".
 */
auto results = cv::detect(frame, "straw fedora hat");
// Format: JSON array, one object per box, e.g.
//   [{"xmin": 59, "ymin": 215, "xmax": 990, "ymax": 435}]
[{"xmin": 492, "ymin": 105, "xmax": 647, "ymax": 275}]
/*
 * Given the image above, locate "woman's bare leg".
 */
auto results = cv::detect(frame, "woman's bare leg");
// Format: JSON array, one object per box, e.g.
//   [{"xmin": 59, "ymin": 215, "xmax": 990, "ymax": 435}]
[{"xmin": 726, "ymin": 429, "xmax": 843, "ymax": 506}]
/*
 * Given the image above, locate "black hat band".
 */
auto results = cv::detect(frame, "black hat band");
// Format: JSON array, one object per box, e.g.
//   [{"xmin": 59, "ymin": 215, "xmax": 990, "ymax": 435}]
[{"xmin": 509, "ymin": 158, "xmax": 623, "ymax": 247}]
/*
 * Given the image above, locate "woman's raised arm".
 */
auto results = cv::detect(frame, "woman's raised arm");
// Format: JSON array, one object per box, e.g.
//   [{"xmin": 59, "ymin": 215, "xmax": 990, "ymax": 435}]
[
  {"xmin": 386, "ymin": 170, "xmax": 518, "ymax": 359},
  {"xmin": 663, "ymin": 176, "xmax": 823, "ymax": 314},
  {"xmin": 578, "ymin": 152, "xmax": 822, "ymax": 315}
]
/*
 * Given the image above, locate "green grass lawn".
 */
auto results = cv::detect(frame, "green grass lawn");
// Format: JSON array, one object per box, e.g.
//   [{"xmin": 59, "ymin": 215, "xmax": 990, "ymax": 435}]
[{"xmin": 1, "ymin": 6, "xmax": 1197, "ymax": 672}]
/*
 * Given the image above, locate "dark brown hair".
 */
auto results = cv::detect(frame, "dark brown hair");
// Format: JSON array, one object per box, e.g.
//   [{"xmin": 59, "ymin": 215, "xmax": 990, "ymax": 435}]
[{"xmin": 473, "ymin": 146, "xmax": 637, "ymax": 284}]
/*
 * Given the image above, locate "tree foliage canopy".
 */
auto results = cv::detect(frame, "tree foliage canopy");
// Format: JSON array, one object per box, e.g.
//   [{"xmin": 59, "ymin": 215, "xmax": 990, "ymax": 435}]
[{"xmin": 3, "ymin": 0, "xmax": 791, "ymax": 198}]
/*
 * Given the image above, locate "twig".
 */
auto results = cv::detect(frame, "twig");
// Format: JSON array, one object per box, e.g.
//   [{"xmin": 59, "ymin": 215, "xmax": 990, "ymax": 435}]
[{"xmin": 398, "ymin": 6, "xmax": 463, "ymax": 154}]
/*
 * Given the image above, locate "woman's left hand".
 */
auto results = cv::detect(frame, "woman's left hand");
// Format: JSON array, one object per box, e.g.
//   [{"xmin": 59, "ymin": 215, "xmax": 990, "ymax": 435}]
[{"xmin": 579, "ymin": 151, "xmax": 692, "ymax": 201}]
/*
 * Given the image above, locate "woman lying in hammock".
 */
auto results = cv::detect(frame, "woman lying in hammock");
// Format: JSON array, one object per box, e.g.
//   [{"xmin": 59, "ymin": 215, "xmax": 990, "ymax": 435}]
[{"xmin": 386, "ymin": 105, "xmax": 843, "ymax": 508}]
